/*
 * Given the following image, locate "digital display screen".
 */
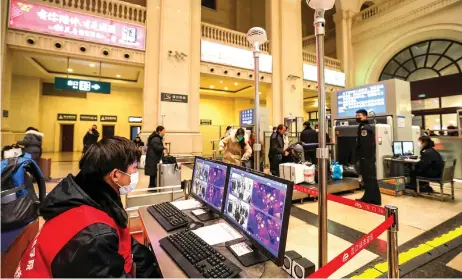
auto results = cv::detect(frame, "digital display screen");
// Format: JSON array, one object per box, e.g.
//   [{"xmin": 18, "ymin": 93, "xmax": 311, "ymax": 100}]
[
  {"xmin": 223, "ymin": 167, "xmax": 288, "ymax": 257},
  {"xmin": 192, "ymin": 158, "xmax": 228, "ymax": 211},
  {"xmin": 402, "ymin": 141, "xmax": 414, "ymax": 155},
  {"xmin": 240, "ymin": 109, "xmax": 254, "ymax": 126},
  {"xmin": 337, "ymin": 84, "xmax": 386, "ymax": 118},
  {"xmin": 393, "ymin": 142, "xmax": 403, "ymax": 156}
]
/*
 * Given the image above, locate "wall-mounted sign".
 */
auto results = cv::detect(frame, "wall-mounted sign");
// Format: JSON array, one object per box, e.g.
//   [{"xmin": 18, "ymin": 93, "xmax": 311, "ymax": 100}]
[
  {"xmin": 161, "ymin": 93, "xmax": 188, "ymax": 103},
  {"xmin": 80, "ymin": 114, "xmax": 97, "ymax": 121},
  {"xmin": 200, "ymin": 119, "xmax": 212, "ymax": 125},
  {"xmin": 201, "ymin": 40, "xmax": 273, "ymax": 73},
  {"xmin": 128, "ymin": 116, "xmax": 143, "ymax": 123},
  {"xmin": 57, "ymin": 113, "xmax": 77, "ymax": 121},
  {"xmin": 337, "ymin": 83, "xmax": 387, "ymax": 118},
  {"xmin": 240, "ymin": 109, "xmax": 254, "ymax": 126},
  {"xmin": 100, "ymin": 115, "xmax": 117, "ymax": 122},
  {"xmin": 54, "ymin": 77, "xmax": 111, "ymax": 94},
  {"xmin": 303, "ymin": 64, "xmax": 346, "ymax": 87},
  {"xmin": 9, "ymin": 0, "xmax": 146, "ymax": 50}
]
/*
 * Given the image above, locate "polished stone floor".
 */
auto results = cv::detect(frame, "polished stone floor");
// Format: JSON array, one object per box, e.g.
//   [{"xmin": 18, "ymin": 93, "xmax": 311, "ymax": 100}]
[{"xmin": 43, "ymin": 152, "xmax": 462, "ymax": 278}]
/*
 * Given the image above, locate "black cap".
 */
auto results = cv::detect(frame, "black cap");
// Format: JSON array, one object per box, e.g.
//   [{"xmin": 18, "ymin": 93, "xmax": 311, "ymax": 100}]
[{"xmin": 356, "ymin": 109, "xmax": 368, "ymax": 116}]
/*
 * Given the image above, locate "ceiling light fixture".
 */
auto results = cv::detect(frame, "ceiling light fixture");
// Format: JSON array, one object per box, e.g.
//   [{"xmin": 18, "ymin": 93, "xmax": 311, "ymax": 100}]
[
  {"xmin": 220, "ymin": 80, "xmax": 223, "ymax": 84},
  {"xmin": 210, "ymin": 85, "xmax": 215, "ymax": 89},
  {"xmin": 116, "ymin": 74, "xmax": 121, "ymax": 78},
  {"xmin": 67, "ymin": 68, "xmax": 73, "ymax": 72},
  {"xmin": 234, "ymin": 82, "xmax": 239, "ymax": 86},
  {"xmin": 224, "ymin": 87, "xmax": 228, "ymax": 90},
  {"xmin": 89, "ymin": 63, "xmax": 95, "ymax": 67}
]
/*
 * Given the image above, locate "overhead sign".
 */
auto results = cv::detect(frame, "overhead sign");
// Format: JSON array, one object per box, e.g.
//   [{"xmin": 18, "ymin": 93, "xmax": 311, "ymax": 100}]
[
  {"xmin": 128, "ymin": 116, "xmax": 143, "ymax": 123},
  {"xmin": 201, "ymin": 40, "xmax": 273, "ymax": 73},
  {"xmin": 240, "ymin": 109, "xmax": 254, "ymax": 126},
  {"xmin": 80, "ymin": 114, "xmax": 97, "ymax": 121},
  {"xmin": 161, "ymin": 93, "xmax": 188, "ymax": 103},
  {"xmin": 303, "ymin": 64, "xmax": 346, "ymax": 87},
  {"xmin": 200, "ymin": 119, "xmax": 212, "ymax": 125},
  {"xmin": 9, "ymin": 0, "xmax": 146, "ymax": 50},
  {"xmin": 54, "ymin": 77, "xmax": 111, "ymax": 94},
  {"xmin": 337, "ymin": 83, "xmax": 387, "ymax": 118},
  {"xmin": 100, "ymin": 115, "xmax": 117, "ymax": 122},
  {"xmin": 57, "ymin": 113, "xmax": 77, "ymax": 121}
]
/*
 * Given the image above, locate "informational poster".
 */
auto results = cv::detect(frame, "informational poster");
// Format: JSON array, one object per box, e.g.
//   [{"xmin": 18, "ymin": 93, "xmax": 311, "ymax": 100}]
[
  {"xmin": 397, "ymin": 116, "xmax": 405, "ymax": 128},
  {"xmin": 240, "ymin": 109, "xmax": 254, "ymax": 126},
  {"xmin": 161, "ymin": 93, "xmax": 188, "ymax": 103},
  {"xmin": 337, "ymin": 84, "xmax": 386, "ymax": 118}
]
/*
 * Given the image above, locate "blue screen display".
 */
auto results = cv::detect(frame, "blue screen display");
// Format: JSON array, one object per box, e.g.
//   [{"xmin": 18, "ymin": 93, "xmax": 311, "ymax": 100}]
[
  {"xmin": 192, "ymin": 158, "xmax": 228, "ymax": 211},
  {"xmin": 240, "ymin": 109, "xmax": 254, "ymax": 126},
  {"xmin": 337, "ymin": 84, "xmax": 386, "ymax": 118},
  {"xmin": 224, "ymin": 167, "xmax": 288, "ymax": 257}
]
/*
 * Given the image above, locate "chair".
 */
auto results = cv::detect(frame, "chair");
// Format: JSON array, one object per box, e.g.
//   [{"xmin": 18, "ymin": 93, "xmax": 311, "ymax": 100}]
[{"xmin": 416, "ymin": 159, "xmax": 457, "ymax": 201}]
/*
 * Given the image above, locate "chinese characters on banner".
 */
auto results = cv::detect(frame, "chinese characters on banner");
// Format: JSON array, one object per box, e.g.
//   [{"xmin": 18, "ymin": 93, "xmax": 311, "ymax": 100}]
[
  {"xmin": 337, "ymin": 84, "xmax": 386, "ymax": 118},
  {"xmin": 9, "ymin": 0, "xmax": 146, "ymax": 50}
]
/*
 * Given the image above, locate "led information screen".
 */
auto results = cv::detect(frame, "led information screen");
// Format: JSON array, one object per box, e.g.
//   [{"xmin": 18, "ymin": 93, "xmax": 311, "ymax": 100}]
[
  {"xmin": 337, "ymin": 84, "xmax": 386, "ymax": 117},
  {"xmin": 54, "ymin": 77, "xmax": 111, "ymax": 94},
  {"xmin": 240, "ymin": 109, "xmax": 254, "ymax": 126}
]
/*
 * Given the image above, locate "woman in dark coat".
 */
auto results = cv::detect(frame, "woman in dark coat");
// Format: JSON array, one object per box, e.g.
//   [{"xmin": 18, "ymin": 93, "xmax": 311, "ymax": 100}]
[
  {"xmin": 145, "ymin": 126, "xmax": 166, "ymax": 188},
  {"xmin": 17, "ymin": 127, "xmax": 43, "ymax": 162},
  {"xmin": 409, "ymin": 136, "xmax": 443, "ymax": 192}
]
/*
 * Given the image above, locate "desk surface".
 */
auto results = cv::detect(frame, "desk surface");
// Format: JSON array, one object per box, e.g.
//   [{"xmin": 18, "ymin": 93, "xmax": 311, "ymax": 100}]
[
  {"xmin": 138, "ymin": 206, "xmax": 289, "ymax": 278},
  {"xmin": 384, "ymin": 157, "xmax": 420, "ymax": 163}
]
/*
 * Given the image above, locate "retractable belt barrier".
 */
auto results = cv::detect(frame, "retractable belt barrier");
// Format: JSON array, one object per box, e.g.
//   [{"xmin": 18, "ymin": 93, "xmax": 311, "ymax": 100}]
[{"xmin": 293, "ymin": 185, "xmax": 386, "ymax": 216}]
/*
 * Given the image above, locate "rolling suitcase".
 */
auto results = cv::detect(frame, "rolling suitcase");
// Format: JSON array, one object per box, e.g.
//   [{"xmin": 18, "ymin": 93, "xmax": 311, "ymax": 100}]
[
  {"xmin": 157, "ymin": 163, "xmax": 181, "ymax": 188},
  {"xmin": 39, "ymin": 158, "xmax": 52, "ymax": 179}
]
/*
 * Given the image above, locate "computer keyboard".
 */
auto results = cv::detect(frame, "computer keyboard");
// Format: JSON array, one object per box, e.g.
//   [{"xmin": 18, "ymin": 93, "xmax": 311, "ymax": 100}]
[
  {"xmin": 159, "ymin": 230, "xmax": 242, "ymax": 278},
  {"xmin": 148, "ymin": 202, "xmax": 192, "ymax": 232}
]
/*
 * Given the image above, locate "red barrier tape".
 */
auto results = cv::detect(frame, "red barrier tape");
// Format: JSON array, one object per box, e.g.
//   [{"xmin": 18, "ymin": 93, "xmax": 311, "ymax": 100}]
[
  {"xmin": 293, "ymin": 184, "xmax": 386, "ymax": 216},
  {"xmin": 307, "ymin": 215, "xmax": 395, "ymax": 278}
]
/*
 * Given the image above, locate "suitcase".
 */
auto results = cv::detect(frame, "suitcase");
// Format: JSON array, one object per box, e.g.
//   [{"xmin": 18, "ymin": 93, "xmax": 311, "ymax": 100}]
[
  {"xmin": 157, "ymin": 163, "xmax": 181, "ymax": 188},
  {"xmin": 39, "ymin": 158, "xmax": 52, "ymax": 179}
]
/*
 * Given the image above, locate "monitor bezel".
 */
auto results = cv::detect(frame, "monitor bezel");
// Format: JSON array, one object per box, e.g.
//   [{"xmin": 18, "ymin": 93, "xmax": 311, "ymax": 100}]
[
  {"xmin": 392, "ymin": 141, "xmax": 403, "ymax": 157},
  {"xmin": 221, "ymin": 164, "xmax": 294, "ymax": 266},
  {"xmin": 190, "ymin": 156, "xmax": 230, "ymax": 215}
]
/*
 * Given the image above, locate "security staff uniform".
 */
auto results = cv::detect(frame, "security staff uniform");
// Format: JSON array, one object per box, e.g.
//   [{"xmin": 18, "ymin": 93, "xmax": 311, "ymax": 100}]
[{"xmin": 356, "ymin": 120, "xmax": 381, "ymax": 205}]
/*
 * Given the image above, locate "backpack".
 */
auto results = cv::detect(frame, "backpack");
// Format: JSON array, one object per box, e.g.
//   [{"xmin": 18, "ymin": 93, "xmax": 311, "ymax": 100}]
[{"xmin": 1, "ymin": 153, "xmax": 46, "ymax": 231}]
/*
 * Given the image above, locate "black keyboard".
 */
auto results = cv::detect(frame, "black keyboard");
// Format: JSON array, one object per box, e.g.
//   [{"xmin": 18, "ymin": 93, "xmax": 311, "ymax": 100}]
[
  {"xmin": 160, "ymin": 230, "xmax": 242, "ymax": 278},
  {"xmin": 148, "ymin": 202, "xmax": 191, "ymax": 232}
]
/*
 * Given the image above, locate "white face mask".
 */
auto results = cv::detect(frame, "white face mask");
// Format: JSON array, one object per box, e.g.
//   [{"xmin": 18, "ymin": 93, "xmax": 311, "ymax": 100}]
[
  {"xmin": 115, "ymin": 170, "xmax": 139, "ymax": 195},
  {"xmin": 315, "ymin": 129, "xmax": 319, "ymax": 132}
]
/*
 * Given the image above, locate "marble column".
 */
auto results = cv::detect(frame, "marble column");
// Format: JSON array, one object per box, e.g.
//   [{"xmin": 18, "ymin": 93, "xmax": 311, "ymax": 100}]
[
  {"xmin": 334, "ymin": 9, "xmax": 355, "ymax": 87},
  {"xmin": 266, "ymin": 0, "xmax": 304, "ymax": 125},
  {"xmin": 1, "ymin": 0, "xmax": 14, "ymax": 145},
  {"xmin": 141, "ymin": 0, "xmax": 202, "ymax": 155}
]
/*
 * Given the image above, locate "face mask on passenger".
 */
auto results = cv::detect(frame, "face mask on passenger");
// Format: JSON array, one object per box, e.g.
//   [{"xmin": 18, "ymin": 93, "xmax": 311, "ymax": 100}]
[
  {"xmin": 237, "ymin": 136, "xmax": 244, "ymax": 142},
  {"xmin": 114, "ymin": 170, "xmax": 139, "ymax": 195}
]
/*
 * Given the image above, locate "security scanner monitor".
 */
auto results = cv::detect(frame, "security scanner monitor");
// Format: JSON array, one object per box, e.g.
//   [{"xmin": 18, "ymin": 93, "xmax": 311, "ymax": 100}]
[
  {"xmin": 402, "ymin": 141, "xmax": 414, "ymax": 156},
  {"xmin": 191, "ymin": 157, "xmax": 229, "ymax": 221},
  {"xmin": 223, "ymin": 165, "xmax": 293, "ymax": 267},
  {"xmin": 393, "ymin": 141, "xmax": 403, "ymax": 157}
]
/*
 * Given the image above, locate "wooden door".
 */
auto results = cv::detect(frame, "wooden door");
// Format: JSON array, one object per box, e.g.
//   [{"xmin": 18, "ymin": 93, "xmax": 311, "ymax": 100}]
[{"xmin": 61, "ymin": 125, "xmax": 74, "ymax": 152}]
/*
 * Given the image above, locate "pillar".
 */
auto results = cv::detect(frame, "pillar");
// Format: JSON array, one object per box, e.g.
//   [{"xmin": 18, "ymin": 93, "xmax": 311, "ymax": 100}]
[
  {"xmin": 1, "ymin": 0, "xmax": 14, "ymax": 145},
  {"xmin": 140, "ymin": 0, "xmax": 202, "ymax": 155},
  {"xmin": 266, "ymin": 0, "xmax": 304, "ymax": 125},
  {"xmin": 334, "ymin": 9, "xmax": 355, "ymax": 87}
]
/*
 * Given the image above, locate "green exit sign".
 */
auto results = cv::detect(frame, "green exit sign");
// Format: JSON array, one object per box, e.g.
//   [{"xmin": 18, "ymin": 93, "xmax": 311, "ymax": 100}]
[{"xmin": 54, "ymin": 77, "xmax": 111, "ymax": 94}]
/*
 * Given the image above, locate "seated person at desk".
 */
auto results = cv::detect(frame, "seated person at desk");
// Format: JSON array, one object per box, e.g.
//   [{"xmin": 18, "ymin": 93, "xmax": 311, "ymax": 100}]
[
  {"xmin": 408, "ymin": 136, "xmax": 443, "ymax": 193},
  {"xmin": 16, "ymin": 137, "xmax": 160, "ymax": 278}
]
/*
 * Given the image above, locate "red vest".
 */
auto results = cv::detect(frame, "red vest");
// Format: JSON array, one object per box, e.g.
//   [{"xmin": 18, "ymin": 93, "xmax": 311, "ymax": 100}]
[{"xmin": 15, "ymin": 205, "xmax": 132, "ymax": 278}]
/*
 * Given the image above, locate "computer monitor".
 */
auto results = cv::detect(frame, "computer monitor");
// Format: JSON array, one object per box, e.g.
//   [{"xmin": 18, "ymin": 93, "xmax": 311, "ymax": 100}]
[
  {"xmin": 222, "ymin": 165, "xmax": 294, "ymax": 267},
  {"xmin": 392, "ymin": 141, "xmax": 403, "ymax": 157},
  {"xmin": 190, "ymin": 157, "xmax": 229, "ymax": 221},
  {"xmin": 402, "ymin": 141, "xmax": 414, "ymax": 156}
]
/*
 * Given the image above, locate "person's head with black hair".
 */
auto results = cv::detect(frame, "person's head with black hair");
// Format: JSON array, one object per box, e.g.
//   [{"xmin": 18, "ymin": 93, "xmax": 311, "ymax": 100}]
[
  {"xmin": 135, "ymin": 136, "xmax": 141, "ymax": 142},
  {"xmin": 276, "ymin": 124, "xmax": 286, "ymax": 134},
  {"xmin": 235, "ymin": 128, "xmax": 246, "ymax": 149},
  {"xmin": 226, "ymin": 126, "xmax": 232, "ymax": 131},
  {"xmin": 418, "ymin": 135, "xmax": 435, "ymax": 149},
  {"xmin": 79, "ymin": 136, "xmax": 141, "ymax": 195},
  {"xmin": 355, "ymin": 109, "xmax": 368, "ymax": 123},
  {"xmin": 156, "ymin": 126, "xmax": 166, "ymax": 137},
  {"xmin": 303, "ymin": 121, "xmax": 311, "ymax": 129},
  {"xmin": 273, "ymin": 127, "xmax": 277, "ymax": 132},
  {"xmin": 25, "ymin": 127, "xmax": 38, "ymax": 132},
  {"xmin": 92, "ymin": 125, "xmax": 97, "ymax": 131}
]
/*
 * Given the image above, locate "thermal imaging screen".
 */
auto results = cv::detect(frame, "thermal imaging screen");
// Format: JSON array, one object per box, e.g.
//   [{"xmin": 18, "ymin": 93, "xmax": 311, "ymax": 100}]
[
  {"xmin": 192, "ymin": 158, "xmax": 227, "ymax": 211},
  {"xmin": 337, "ymin": 83, "xmax": 386, "ymax": 117},
  {"xmin": 224, "ymin": 167, "xmax": 288, "ymax": 257}
]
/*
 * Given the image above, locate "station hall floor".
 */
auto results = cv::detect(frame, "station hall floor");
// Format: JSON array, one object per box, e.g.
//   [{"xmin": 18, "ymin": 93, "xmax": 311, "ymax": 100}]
[{"xmin": 43, "ymin": 152, "xmax": 462, "ymax": 278}]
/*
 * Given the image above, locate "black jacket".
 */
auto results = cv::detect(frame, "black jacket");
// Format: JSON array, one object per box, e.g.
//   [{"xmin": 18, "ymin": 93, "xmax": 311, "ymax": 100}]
[
  {"xmin": 134, "ymin": 140, "xmax": 145, "ymax": 147},
  {"xmin": 83, "ymin": 129, "xmax": 100, "ymax": 147},
  {"xmin": 415, "ymin": 146, "xmax": 443, "ymax": 178},
  {"xmin": 18, "ymin": 130, "xmax": 43, "ymax": 161},
  {"xmin": 356, "ymin": 120, "xmax": 375, "ymax": 159},
  {"xmin": 37, "ymin": 173, "xmax": 159, "ymax": 278},
  {"xmin": 145, "ymin": 133, "xmax": 164, "ymax": 176},
  {"xmin": 300, "ymin": 127, "xmax": 317, "ymax": 144},
  {"xmin": 269, "ymin": 132, "xmax": 284, "ymax": 159}
]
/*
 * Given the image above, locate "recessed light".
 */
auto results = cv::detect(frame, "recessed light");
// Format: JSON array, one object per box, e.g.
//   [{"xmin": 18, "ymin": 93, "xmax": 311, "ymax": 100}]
[
  {"xmin": 89, "ymin": 63, "xmax": 95, "ymax": 67},
  {"xmin": 67, "ymin": 68, "xmax": 73, "ymax": 72},
  {"xmin": 220, "ymin": 80, "xmax": 223, "ymax": 84},
  {"xmin": 116, "ymin": 74, "xmax": 121, "ymax": 78},
  {"xmin": 210, "ymin": 85, "xmax": 215, "ymax": 89},
  {"xmin": 234, "ymin": 82, "xmax": 239, "ymax": 86},
  {"xmin": 259, "ymin": 92, "xmax": 261, "ymax": 95},
  {"xmin": 224, "ymin": 87, "xmax": 228, "ymax": 90}
]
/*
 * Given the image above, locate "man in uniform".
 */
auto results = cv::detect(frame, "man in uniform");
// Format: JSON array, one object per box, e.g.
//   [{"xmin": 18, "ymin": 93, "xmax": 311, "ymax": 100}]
[{"xmin": 355, "ymin": 109, "xmax": 381, "ymax": 205}]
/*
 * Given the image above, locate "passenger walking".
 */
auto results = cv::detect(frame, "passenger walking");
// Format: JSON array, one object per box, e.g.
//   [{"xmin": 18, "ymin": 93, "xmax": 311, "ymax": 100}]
[
  {"xmin": 269, "ymin": 125, "xmax": 288, "ymax": 176},
  {"xmin": 17, "ymin": 127, "xmax": 43, "ymax": 163},
  {"xmin": 219, "ymin": 128, "xmax": 252, "ymax": 166},
  {"xmin": 145, "ymin": 126, "xmax": 166, "ymax": 188},
  {"xmin": 83, "ymin": 125, "xmax": 99, "ymax": 153}
]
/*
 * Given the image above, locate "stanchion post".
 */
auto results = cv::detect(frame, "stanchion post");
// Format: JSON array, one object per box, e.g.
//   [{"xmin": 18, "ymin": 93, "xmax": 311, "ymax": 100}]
[{"xmin": 385, "ymin": 205, "xmax": 399, "ymax": 278}]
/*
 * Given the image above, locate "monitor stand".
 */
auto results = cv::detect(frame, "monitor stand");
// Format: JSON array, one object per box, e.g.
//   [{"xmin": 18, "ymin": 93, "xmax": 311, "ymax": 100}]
[
  {"xmin": 225, "ymin": 239, "xmax": 268, "ymax": 267},
  {"xmin": 191, "ymin": 207, "xmax": 219, "ymax": 222}
]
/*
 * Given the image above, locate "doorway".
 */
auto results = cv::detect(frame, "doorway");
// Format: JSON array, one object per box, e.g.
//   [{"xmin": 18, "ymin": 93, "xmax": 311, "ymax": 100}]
[
  {"xmin": 102, "ymin": 125, "xmax": 115, "ymax": 138},
  {"xmin": 61, "ymin": 124, "xmax": 74, "ymax": 152},
  {"xmin": 130, "ymin": 126, "xmax": 141, "ymax": 140}
]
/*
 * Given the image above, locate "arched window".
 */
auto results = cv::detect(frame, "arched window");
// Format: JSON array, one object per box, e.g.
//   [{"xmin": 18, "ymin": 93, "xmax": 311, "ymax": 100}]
[
  {"xmin": 360, "ymin": 1, "xmax": 375, "ymax": 11},
  {"xmin": 379, "ymin": 39, "xmax": 462, "ymax": 82}
]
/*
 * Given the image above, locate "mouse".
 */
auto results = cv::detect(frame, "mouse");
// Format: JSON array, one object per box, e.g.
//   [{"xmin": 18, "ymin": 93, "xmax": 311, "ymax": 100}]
[{"xmin": 188, "ymin": 222, "xmax": 204, "ymax": 230}]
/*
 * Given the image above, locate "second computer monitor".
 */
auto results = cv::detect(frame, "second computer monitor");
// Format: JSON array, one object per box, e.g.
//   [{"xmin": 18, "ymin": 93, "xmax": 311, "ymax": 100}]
[
  {"xmin": 393, "ymin": 141, "xmax": 403, "ymax": 157},
  {"xmin": 402, "ymin": 141, "xmax": 414, "ymax": 155},
  {"xmin": 223, "ymin": 166, "xmax": 293, "ymax": 266}
]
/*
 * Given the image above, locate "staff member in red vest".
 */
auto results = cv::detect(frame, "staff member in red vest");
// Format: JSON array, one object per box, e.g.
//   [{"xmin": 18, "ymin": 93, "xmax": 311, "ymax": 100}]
[{"xmin": 15, "ymin": 137, "xmax": 160, "ymax": 278}]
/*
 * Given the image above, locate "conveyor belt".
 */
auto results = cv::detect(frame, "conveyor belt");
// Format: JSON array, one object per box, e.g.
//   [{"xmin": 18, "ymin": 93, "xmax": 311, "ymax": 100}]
[{"xmin": 292, "ymin": 178, "xmax": 361, "ymax": 201}]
